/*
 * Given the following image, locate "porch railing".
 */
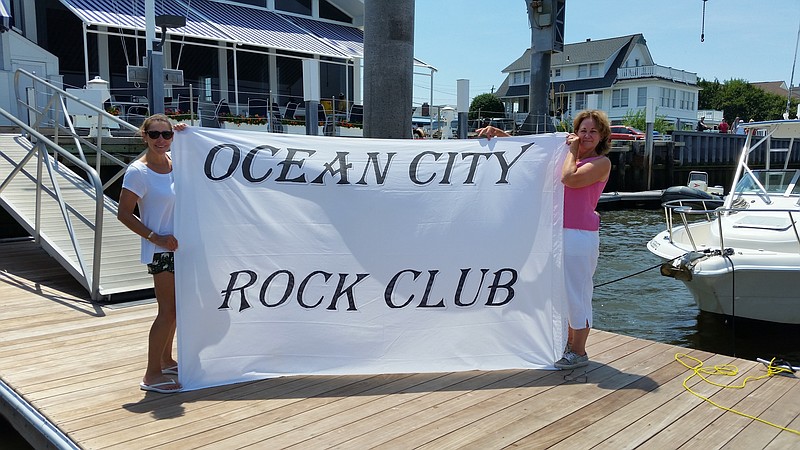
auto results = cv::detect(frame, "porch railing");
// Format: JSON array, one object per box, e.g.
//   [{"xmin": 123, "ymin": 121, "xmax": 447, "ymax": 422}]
[{"xmin": 617, "ymin": 65, "xmax": 698, "ymax": 84}]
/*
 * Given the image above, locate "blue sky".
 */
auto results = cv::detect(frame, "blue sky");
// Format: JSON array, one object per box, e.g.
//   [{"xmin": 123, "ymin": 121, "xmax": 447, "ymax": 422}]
[{"xmin": 412, "ymin": 0, "xmax": 800, "ymax": 106}]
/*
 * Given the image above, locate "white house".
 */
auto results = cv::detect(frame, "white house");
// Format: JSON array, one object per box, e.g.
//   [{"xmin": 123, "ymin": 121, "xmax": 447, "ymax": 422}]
[{"xmin": 495, "ymin": 34, "xmax": 700, "ymax": 129}]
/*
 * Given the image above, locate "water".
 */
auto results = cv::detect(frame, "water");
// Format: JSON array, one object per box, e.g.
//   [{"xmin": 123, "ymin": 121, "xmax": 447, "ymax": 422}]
[{"xmin": 594, "ymin": 208, "xmax": 800, "ymax": 364}]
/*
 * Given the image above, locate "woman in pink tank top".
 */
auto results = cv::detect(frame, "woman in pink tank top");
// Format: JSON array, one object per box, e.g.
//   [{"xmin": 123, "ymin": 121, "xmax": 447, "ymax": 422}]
[
  {"xmin": 477, "ymin": 110, "xmax": 612, "ymax": 370},
  {"xmin": 557, "ymin": 110, "xmax": 611, "ymax": 369}
]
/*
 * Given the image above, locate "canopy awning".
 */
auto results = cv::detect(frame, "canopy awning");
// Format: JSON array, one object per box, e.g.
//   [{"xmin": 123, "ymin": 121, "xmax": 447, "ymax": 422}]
[
  {"xmin": 0, "ymin": 0, "xmax": 11, "ymax": 32},
  {"xmin": 59, "ymin": 0, "xmax": 363, "ymax": 59}
]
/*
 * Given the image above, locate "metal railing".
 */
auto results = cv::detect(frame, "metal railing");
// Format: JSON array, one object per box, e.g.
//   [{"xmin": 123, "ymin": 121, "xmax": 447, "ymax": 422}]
[
  {"xmin": 0, "ymin": 69, "xmax": 140, "ymax": 300},
  {"xmin": 661, "ymin": 199, "xmax": 800, "ymax": 254}
]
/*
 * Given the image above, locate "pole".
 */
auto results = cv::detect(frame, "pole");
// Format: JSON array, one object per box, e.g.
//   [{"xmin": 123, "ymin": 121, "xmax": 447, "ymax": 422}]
[
  {"xmin": 457, "ymin": 79, "xmax": 469, "ymax": 139},
  {"xmin": 363, "ymin": 0, "xmax": 415, "ymax": 138}
]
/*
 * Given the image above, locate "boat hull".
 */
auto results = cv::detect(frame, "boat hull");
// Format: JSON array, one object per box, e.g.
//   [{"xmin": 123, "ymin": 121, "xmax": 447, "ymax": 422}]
[
  {"xmin": 675, "ymin": 253, "xmax": 800, "ymax": 324},
  {"xmin": 649, "ymin": 225, "xmax": 800, "ymax": 324}
]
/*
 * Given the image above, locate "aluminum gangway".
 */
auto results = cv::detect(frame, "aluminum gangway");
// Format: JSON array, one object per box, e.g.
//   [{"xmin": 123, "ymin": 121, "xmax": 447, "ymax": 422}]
[{"xmin": 0, "ymin": 69, "xmax": 152, "ymax": 301}]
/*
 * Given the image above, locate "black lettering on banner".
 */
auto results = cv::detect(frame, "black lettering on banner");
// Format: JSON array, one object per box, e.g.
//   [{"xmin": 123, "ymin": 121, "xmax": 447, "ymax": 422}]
[
  {"xmin": 275, "ymin": 148, "xmax": 316, "ymax": 183},
  {"xmin": 486, "ymin": 268, "xmax": 518, "ymax": 306},
  {"xmin": 327, "ymin": 273, "xmax": 370, "ymax": 311},
  {"xmin": 409, "ymin": 151, "xmax": 441, "ymax": 185},
  {"xmin": 242, "ymin": 145, "xmax": 280, "ymax": 182},
  {"xmin": 461, "ymin": 152, "xmax": 492, "ymax": 184},
  {"xmin": 494, "ymin": 143, "xmax": 532, "ymax": 184},
  {"xmin": 438, "ymin": 152, "xmax": 459, "ymax": 185},
  {"xmin": 297, "ymin": 270, "xmax": 333, "ymax": 308},
  {"xmin": 357, "ymin": 152, "xmax": 396, "ymax": 185},
  {"xmin": 384, "ymin": 269, "xmax": 421, "ymax": 308},
  {"xmin": 202, "ymin": 142, "xmax": 532, "ymax": 186},
  {"xmin": 454, "ymin": 268, "xmax": 490, "ymax": 306},
  {"xmin": 311, "ymin": 152, "xmax": 354, "ymax": 184},
  {"xmin": 204, "ymin": 144, "xmax": 241, "ymax": 181},
  {"xmin": 219, "ymin": 270, "xmax": 258, "ymax": 311},
  {"xmin": 259, "ymin": 270, "xmax": 294, "ymax": 307},
  {"xmin": 417, "ymin": 270, "xmax": 445, "ymax": 308}
]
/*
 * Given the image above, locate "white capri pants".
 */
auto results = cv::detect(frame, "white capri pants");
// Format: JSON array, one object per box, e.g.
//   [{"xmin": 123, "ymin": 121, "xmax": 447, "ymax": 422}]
[{"xmin": 563, "ymin": 228, "xmax": 599, "ymax": 329}]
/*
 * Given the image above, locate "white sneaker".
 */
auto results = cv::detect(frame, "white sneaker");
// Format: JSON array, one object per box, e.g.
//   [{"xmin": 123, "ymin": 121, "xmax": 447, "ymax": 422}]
[{"xmin": 555, "ymin": 351, "xmax": 589, "ymax": 369}]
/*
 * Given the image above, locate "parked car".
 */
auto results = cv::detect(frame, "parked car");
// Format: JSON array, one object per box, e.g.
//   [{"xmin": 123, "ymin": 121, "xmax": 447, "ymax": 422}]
[{"xmin": 609, "ymin": 125, "xmax": 645, "ymax": 140}]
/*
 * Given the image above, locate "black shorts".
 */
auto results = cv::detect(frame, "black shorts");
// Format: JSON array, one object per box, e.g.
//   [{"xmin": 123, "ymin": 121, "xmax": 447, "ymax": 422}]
[{"xmin": 147, "ymin": 252, "xmax": 175, "ymax": 275}]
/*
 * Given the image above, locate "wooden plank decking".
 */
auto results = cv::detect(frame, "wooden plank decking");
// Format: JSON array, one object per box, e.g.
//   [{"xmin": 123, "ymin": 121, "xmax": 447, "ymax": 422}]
[{"xmin": 1, "ymin": 238, "xmax": 798, "ymax": 449}]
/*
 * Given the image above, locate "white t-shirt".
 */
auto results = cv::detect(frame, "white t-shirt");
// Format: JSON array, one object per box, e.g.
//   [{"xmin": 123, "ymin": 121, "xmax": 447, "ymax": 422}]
[{"xmin": 121, "ymin": 158, "xmax": 175, "ymax": 264}]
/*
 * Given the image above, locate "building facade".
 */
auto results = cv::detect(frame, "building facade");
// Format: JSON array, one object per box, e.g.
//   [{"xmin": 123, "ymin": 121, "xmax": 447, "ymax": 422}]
[
  {"xmin": 0, "ymin": 0, "xmax": 366, "ymax": 124},
  {"xmin": 495, "ymin": 34, "xmax": 700, "ymax": 129}
]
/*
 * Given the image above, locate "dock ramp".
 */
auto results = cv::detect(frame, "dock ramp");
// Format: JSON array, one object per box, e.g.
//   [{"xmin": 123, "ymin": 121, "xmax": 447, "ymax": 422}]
[{"xmin": 0, "ymin": 69, "xmax": 153, "ymax": 301}]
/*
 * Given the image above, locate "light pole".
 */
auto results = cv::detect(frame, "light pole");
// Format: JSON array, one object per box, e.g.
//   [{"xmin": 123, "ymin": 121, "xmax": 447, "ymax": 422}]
[{"xmin": 148, "ymin": 14, "xmax": 185, "ymax": 115}]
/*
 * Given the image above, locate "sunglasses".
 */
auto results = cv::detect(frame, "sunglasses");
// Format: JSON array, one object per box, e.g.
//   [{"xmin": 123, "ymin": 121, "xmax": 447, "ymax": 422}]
[{"xmin": 145, "ymin": 130, "xmax": 174, "ymax": 140}]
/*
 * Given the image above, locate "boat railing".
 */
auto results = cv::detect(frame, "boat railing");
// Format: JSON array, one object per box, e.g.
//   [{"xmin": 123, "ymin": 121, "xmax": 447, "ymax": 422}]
[
  {"xmin": 0, "ymin": 68, "xmax": 140, "ymax": 299},
  {"xmin": 661, "ymin": 199, "xmax": 800, "ymax": 254}
]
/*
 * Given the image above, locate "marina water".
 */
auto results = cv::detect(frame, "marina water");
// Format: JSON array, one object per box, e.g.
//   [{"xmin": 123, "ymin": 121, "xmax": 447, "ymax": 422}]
[{"xmin": 595, "ymin": 208, "xmax": 800, "ymax": 364}]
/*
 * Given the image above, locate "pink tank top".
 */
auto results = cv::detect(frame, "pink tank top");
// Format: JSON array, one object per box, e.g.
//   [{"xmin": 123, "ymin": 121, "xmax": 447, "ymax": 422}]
[{"xmin": 563, "ymin": 156, "xmax": 608, "ymax": 231}]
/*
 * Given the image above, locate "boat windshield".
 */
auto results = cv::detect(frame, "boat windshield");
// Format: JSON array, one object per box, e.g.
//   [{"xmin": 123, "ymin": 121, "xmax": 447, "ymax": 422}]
[{"xmin": 734, "ymin": 169, "xmax": 800, "ymax": 195}]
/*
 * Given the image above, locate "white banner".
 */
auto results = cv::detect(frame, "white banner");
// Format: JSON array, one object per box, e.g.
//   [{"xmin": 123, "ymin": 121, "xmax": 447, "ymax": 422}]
[{"xmin": 173, "ymin": 129, "xmax": 568, "ymax": 391}]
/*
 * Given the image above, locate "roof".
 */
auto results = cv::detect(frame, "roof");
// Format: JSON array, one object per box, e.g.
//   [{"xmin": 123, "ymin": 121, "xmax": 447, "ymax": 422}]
[
  {"xmin": 59, "ymin": 0, "xmax": 364, "ymax": 59},
  {"xmin": 497, "ymin": 34, "xmax": 642, "ymax": 98},
  {"xmin": 502, "ymin": 34, "xmax": 646, "ymax": 73},
  {"xmin": 751, "ymin": 81, "xmax": 800, "ymax": 99}
]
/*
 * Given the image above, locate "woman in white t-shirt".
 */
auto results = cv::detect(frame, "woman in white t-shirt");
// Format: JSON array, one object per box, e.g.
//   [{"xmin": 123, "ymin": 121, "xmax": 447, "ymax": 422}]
[{"xmin": 118, "ymin": 114, "xmax": 186, "ymax": 393}]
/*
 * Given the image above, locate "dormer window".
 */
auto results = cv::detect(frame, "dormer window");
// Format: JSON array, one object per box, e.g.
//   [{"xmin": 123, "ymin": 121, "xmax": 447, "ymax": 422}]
[{"xmin": 578, "ymin": 63, "xmax": 599, "ymax": 78}]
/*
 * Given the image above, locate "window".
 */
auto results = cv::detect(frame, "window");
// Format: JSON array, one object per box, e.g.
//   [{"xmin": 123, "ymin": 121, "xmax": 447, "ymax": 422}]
[
  {"xmin": 554, "ymin": 68, "xmax": 561, "ymax": 77},
  {"xmin": 578, "ymin": 64, "xmax": 599, "ymax": 78},
  {"xmin": 660, "ymin": 87, "xmax": 676, "ymax": 108},
  {"xmin": 637, "ymin": 87, "xmax": 647, "ymax": 107},
  {"xmin": 680, "ymin": 91, "xmax": 696, "ymax": 110},
  {"xmin": 575, "ymin": 92, "xmax": 586, "ymax": 111},
  {"xmin": 575, "ymin": 91, "xmax": 602, "ymax": 110},
  {"xmin": 320, "ymin": 0, "xmax": 353, "ymax": 23},
  {"xmin": 612, "ymin": 88, "xmax": 629, "ymax": 108},
  {"xmin": 230, "ymin": 0, "xmax": 267, "ymax": 6},
  {"xmin": 511, "ymin": 71, "xmax": 530, "ymax": 85},
  {"xmin": 276, "ymin": 0, "xmax": 312, "ymax": 15}
]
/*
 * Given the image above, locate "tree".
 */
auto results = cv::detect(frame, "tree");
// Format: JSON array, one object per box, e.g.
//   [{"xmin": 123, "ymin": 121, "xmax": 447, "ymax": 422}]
[
  {"xmin": 621, "ymin": 109, "xmax": 672, "ymax": 134},
  {"xmin": 469, "ymin": 93, "xmax": 505, "ymax": 120},
  {"xmin": 698, "ymin": 78, "xmax": 798, "ymax": 122}
]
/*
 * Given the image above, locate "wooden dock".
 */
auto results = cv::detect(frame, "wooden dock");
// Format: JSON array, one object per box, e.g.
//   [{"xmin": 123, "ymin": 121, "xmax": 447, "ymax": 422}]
[{"xmin": 1, "ymin": 238, "xmax": 798, "ymax": 449}]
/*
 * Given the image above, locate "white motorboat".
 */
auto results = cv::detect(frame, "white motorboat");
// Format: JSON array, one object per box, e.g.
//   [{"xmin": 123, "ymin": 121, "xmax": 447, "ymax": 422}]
[{"xmin": 647, "ymin": 120, "xmax": 800, "ymax": 324}]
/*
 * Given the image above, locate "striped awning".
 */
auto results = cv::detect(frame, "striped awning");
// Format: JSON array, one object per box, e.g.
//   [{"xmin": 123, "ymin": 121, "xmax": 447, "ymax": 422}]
[
  {"xmin": 0, "ymin": 0, "xmax": 11, "ymax": 32},
  {"xmin": 59, "ymin": 0, "xmax": 362, "ymax": 59}
]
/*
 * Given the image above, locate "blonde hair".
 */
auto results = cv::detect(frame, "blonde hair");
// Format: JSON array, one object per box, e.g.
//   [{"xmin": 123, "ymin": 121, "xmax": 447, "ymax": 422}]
[{"xmin": 572, "ymin": 109, "xmax": 611, "ymax": 155}]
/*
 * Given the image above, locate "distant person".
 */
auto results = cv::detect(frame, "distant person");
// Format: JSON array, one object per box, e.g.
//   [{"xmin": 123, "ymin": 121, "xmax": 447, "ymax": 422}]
[
  {"xmin": 718, "ymin": 120, "xmax": 729, "ymax": 134},
  {"xmin": 735, "ymin": 118, "xmax": 745, "ymax": 135},
  {"xmin": 696, "ymin": 116, "xmax": 709, "ymax": 132},
  {"xmin": 732, "ymin": 116, "xmax": 741, "ymax": 133},
  {"xmin": 118, "ymin": 114, "xmax": 187, "ymax": 394},
  {"xmin": 476, "ymin": 109, "xmax": 612, "ymax": 370}
]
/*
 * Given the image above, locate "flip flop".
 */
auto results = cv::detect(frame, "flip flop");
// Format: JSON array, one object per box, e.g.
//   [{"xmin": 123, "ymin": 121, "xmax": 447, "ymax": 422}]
[
  {"xmin": 161, "ymin": 365, "xmax": 178, "ymax": 375},
  {"xmin": 140, "ymin": 379, "xmax": 182, "ymax": 394}
]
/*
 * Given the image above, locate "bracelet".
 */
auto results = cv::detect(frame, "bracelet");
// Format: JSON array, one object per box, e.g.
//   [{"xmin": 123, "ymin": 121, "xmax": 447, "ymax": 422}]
[{"xmin": 146, "ymin": 231, "xmax": 154, "ymax": 241}]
